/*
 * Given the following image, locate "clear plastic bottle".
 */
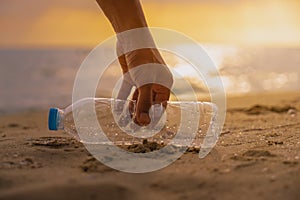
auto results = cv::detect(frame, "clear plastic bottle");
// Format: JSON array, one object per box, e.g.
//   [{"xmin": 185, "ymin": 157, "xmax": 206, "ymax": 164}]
[{"xmin": 48, "ymin": 98, "xmax": 219, "ymax": 151}]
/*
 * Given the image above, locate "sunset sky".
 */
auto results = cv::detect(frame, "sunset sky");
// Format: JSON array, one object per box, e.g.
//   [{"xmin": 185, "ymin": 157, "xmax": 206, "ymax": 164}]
[{"xmin": 1, "ymin": 0, "xmax": 300, "ymax": 47}]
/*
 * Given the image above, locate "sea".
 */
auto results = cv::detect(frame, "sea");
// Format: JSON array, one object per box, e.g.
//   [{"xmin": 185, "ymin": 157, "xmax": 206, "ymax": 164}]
[{"xmin": 0, "ymin": 45, "xmax": 299, "ymax": 114}]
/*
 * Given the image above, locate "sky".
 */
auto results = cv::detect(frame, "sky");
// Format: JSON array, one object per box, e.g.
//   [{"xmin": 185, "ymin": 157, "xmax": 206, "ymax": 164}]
[{"xmin": 1, "ymin": 0, "xmax": 300, "ymax": 47}]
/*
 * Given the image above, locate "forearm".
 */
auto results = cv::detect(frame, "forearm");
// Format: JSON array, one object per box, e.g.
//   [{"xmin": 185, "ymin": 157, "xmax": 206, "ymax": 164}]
[
  {"xmin": 96, "ymin": 0, "xmax": 171, "ymax": 125},
  {"xmin": 95, "ymin": 0, "xmax": 148, "ymax": 33}
]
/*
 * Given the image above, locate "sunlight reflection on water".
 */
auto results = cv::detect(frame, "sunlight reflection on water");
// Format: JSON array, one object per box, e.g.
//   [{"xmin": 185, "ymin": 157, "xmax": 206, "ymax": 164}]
[{"xmin": 0, "ymin": 45, "xmax": 299, "ymax": 113}]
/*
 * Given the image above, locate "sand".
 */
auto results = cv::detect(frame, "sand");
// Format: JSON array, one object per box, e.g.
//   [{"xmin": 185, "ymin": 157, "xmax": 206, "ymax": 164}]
[{"xmin": 0, "ymin": 92, "xmax": 299, "ymax": 200}]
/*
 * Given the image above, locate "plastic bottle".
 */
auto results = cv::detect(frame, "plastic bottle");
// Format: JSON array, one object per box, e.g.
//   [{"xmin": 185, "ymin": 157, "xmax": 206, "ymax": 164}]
[{"xmin": 48, "ymin": 98, "xmax": 219, "ymax": 149}]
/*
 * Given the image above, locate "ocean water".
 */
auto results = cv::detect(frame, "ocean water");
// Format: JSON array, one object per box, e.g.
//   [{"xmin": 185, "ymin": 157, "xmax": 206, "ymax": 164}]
[{"xmin": 0, "ymin": 45, "xmax": 299, "ymax": 114}]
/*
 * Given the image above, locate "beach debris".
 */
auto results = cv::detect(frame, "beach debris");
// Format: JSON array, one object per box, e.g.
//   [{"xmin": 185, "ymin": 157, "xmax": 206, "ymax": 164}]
[
  {"xmin": 124, "ymin": 142, "xmax": 163, "ymax": 153},
  {"xmin": 27, "ymin": 137, "xmax": 78, "ymax": 148},
  {"xmin": 267, "ymin": 140, "xmax": 283, "ymax": 145},
  {"xmin": 116, "ymin": 140, "xmax": 191, "ymax": 154}
]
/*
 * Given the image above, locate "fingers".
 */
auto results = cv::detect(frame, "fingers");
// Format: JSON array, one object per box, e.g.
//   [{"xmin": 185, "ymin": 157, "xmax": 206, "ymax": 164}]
[
  {"xmin": 116, "ymin": 46, "xmax": 133, "ymax": 101},
  {"xmin": 117, "ymin": 80, "xmax": 133, "ymax": 101},
  {"xmin": 152, "ymin": 84, "xmax": 170, "ymax": 109},
  {"xmin": 116, "ymin": 44, "xmax": 172, "ymax": 127},
  {"xmin": 129, "ymin": 89, "xmax": 139, "ymax": 118},
  {"xmin": 134, "ymin": 84, "xmax": 152, "ymax": 126}
]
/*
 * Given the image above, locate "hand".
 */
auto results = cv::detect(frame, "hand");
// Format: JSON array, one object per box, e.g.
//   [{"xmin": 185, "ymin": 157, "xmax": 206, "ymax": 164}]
[
  {"xmin": 95, "ymin": 0, "xmax": 173, "ymax": 126},
  {"xmin": 116, "ymin": 44, "xmax": 173, "ymax": 126}
]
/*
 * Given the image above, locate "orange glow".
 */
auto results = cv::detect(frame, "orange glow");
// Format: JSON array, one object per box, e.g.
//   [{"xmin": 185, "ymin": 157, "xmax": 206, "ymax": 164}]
[
  {"xmin": 142, "ymin": 1, "xmax": 300, "ymax": 46},
  {"xmin": 1, "ymin": 0, "xmax": 300, "ymax": 47},
  {"xmin": 22, "ymin": 8, "xmax": 113, "ymax": 47}
]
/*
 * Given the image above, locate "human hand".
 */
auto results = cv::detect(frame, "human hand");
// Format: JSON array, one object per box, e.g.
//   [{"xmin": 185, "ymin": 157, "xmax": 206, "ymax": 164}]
[{"xmin": 116, "ymin": 44, "xmax": 173, "ymax": 126}]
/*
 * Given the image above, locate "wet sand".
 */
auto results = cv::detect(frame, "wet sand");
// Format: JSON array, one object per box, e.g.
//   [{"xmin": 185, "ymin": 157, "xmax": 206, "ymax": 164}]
[{"xmin": 0, "ymin": 92, "xmax": 299, "ymax": 200}]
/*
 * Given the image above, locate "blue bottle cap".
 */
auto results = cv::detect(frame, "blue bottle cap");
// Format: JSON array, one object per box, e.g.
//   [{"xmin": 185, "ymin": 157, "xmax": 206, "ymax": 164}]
[{"xmin": 48, "ymin": 108, "xmax": 59, "ymax": 131}]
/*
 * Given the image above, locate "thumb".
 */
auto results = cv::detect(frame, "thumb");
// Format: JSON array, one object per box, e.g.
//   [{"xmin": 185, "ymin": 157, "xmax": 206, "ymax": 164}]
[
  {"xmin": 135, "ymin": 84, "xmax": 152, "ymax": 126},
  {"xmin": 116, "ymin": 74, "xmax": 133, "ymax": 100}
]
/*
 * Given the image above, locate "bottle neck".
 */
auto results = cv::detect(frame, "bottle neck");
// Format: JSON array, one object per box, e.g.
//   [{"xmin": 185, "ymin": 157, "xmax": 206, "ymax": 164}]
[{"xmin": 57, "ymin": 109, "xmax": 65, "ymax": 130}]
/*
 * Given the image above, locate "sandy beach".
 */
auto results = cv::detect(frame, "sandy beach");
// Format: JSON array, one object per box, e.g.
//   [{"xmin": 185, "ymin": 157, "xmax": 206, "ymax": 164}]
[
  {"xmin": 0, "ymin": 92, "xmax": 299, "ymax": 200},
  {"xmin": 1, "ymin": 0, "xmax": 300, "ymax": 199}
]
